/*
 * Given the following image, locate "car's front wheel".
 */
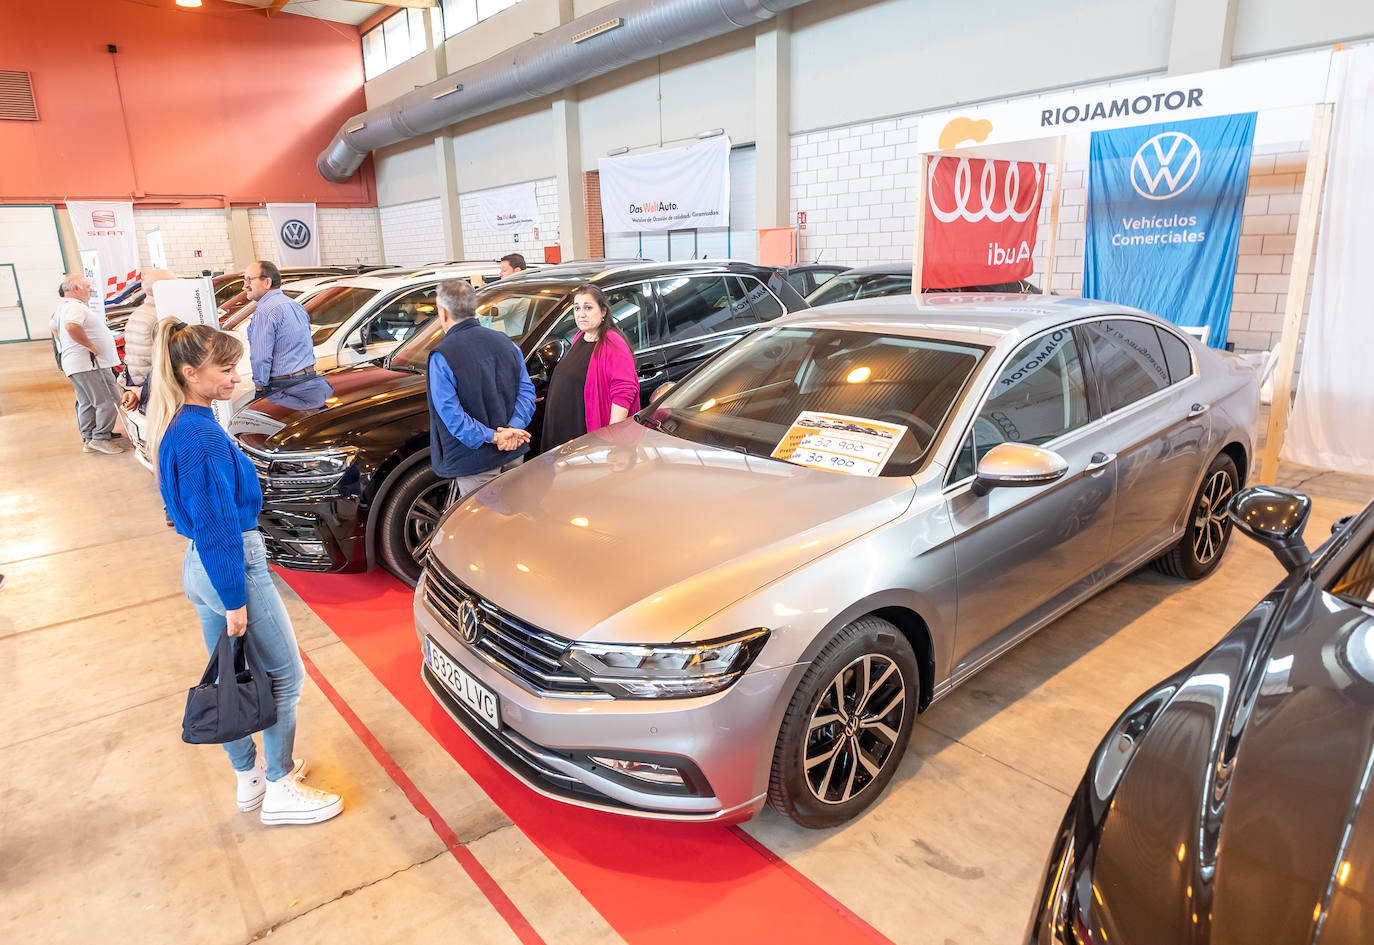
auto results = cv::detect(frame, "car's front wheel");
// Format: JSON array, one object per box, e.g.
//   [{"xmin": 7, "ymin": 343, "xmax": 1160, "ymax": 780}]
[
  {"xmin": 1151, "ymin": 452, "xmax": 1239, "ymax": 580},
  {"xmin": 768, "ymin": 616, "xmax": 918, "ymax": 828},
  {"xmin": 378, "ymin": 461, "xmax": 449, "ymax": 586}
]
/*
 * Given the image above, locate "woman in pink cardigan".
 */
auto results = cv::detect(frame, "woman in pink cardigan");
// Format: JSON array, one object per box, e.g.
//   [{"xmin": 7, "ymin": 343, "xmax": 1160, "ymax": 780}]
[{"xmin": 540, "ymin": 284, "xmax": 642, "ymax": 452}]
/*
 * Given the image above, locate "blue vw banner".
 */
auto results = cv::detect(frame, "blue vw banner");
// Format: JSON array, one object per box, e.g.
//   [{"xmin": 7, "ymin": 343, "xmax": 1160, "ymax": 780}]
[{"xmin": 1083, "ymin": 113, "xmax": 1255, "ymax": 347}]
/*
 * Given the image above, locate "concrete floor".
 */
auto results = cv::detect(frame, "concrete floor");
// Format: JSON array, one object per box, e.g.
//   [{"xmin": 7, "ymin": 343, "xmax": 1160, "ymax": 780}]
[{"xmin": 2, "ymin": 337, "xmax": 1369, "ymax": 945}]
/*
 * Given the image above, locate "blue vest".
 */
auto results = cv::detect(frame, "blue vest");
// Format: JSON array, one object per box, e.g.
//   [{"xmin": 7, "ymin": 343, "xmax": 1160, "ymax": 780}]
[{"xmin": 427, "ymin": 319, "xmax": 530, "ymax": 478}]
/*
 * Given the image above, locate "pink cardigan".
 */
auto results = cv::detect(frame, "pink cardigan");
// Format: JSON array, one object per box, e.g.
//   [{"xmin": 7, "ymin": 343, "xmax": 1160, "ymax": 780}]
[{"xmin": 578, "ymin": 330, "xmax": 641, "ymax": 431}]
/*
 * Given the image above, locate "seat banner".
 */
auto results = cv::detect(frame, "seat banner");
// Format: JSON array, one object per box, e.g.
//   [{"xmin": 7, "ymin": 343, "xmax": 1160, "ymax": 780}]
[
  {"xmin": 922, "ymin": 156, "xmax": 1045, "ymax": 289},
  {"xmin": 66, "ymin": 201, "xmax": 139, "ymax": 302},
  {"xmin": 1083, "ymin": 113, "xmax": 1256, "ymax": 347}
]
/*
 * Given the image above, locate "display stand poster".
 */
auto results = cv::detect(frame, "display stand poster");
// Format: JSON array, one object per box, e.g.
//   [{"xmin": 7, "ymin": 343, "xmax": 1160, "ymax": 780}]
[
  {"xmin": 598, "ymin": 136, "xmax": 731, "ymax": 232},
  {"xmin": 154, "ymin": 275, "xmax": 234, "ymax": 428}
]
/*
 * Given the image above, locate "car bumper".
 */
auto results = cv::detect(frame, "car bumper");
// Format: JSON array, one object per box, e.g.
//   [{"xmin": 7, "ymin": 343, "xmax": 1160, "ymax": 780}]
[
  {"xmin": 256, "ymin": 491, "xmax": 368, "ymax": 573},
  {"xmin": 413, "ymin": 572, "xmax": 798, "ymax": 823}
]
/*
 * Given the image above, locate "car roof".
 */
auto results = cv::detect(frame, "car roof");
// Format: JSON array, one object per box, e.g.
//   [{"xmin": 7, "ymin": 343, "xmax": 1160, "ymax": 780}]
[
  {"xmin": 826, "ymin": 263, "xmax": 913, "ymax": 277},
  {"xmin": 772, "ymin": 295, "xmax": 1144, "ymax": 348},
  {"xmin": 316, "ymin": 264, "xmax": 509, "ymax": 291},
  {"xmin": 494, "ymin": 259, "xmax": 785, "ymax": 293}
]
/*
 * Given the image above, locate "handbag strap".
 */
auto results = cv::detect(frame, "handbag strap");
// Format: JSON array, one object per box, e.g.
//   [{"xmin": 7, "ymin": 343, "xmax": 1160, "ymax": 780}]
[{"xmin": 201, "ymin": 631, "xmax": 245, "ymax": 686}]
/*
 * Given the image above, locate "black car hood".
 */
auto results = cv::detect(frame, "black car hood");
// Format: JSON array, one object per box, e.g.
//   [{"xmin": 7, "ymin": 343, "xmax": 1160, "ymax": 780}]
[
  {"xmin": 229, "ymin": 363, "xmax": 427, "ymax": 451},
  {"xmin": 1083, "ymin": 581, "xmax": 1374, "ymax": 945}
]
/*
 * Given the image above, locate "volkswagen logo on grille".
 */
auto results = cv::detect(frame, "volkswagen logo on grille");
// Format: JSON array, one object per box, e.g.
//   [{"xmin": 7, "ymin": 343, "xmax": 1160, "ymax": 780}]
[
  {"xmin": 280, "ymin": 219, "xmax": 312, "ymax": 250},
  {"xmin": 457, "ymin": 598, "xmax": 483, "ymax": 645}
]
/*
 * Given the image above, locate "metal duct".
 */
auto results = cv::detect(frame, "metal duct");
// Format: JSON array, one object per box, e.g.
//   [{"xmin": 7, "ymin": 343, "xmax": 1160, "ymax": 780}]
[{"xmin": 319, "ymin": 0, "xmax": 816, "ymax": 182}]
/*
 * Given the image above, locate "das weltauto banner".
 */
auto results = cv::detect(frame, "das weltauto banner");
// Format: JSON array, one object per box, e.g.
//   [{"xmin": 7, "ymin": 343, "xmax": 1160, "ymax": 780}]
[
  {"xmin": 66, "ymin": 201, "xmax": 140, "ymax": 302},
  {"xmin": 922, "ymin": 157, "xmax": 1046, "ymax": 289},
  {"xmin": 477, "ymin": 181, "xmax": 540, "ymax": 233},
  {"xmin": 598, "ymin": 135, "xmax": 731, "ymax": 233}
]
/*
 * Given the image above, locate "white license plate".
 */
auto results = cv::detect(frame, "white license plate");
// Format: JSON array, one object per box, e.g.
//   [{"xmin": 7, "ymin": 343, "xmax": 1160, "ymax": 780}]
[{"xmin": 425, "ymin": 637, "xmax": 500, "ymax": 730}]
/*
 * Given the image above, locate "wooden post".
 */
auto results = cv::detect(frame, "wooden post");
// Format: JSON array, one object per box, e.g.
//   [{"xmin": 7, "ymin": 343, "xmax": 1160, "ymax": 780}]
[
  {"xmin": 911, "ymin": 153, "xmax": 927, "ymax": 297},
  {"xmin": 1259, "ymin": 102, "xmax": 1333, "ymax": 484},
  {"xmin": 1041, "ymin": 135, "xmax": 1067, "ymax": 294}
]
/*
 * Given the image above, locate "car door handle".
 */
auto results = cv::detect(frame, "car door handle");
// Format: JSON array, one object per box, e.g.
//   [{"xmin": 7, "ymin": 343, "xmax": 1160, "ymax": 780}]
[
  {"xmin": 1086, "ymin": 451, "xmax": 1116, "ymax": 472},
  {"xmin": 1187, "ymin": 402, "xmax": 1210, "ymax": 420}
]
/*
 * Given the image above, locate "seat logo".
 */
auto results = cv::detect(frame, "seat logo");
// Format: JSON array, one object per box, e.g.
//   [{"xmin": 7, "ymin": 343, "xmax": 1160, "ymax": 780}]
[
  {"xmin": 1130, "ymin": 132, "xmax": 1201, "ymax": 200},
  {"xmin": 928, "ymin": 157, "xmax": 1042, "ymax": 224},
  {"xmin": 280, "ymin": 219, "xmax": 313, "ymax": 250},
  {"xmin": 457, "ymin": 598, "xmax": 483, "ymax": 645}
]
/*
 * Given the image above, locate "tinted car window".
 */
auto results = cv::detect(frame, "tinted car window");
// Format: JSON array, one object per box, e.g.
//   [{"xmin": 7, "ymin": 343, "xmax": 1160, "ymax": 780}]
[
  {"xmin": 388, "ymin": 286, "xmax": 564, "ymax": 371},
  {"xmin": 786, "ymin": 272, "xmax": 810, "ymax": 295},
  {"xmin": 358, "ymin": 286, "xmax": 437, "ymax": 347},
  {"xmin": 545, "ymin": 284, "xmax": 653, "ymax": 350},
  {"xmin": 953, "ymin": 328, "xmax": 1090, "ymax": 480},
  {"xmin": 302, "ymin": 286, "xmax": 382, "ymax": 345},
  {"xmin": 733, "ymin": 276, "xmax": 784, "ymax": 323},
  {"xmin": 807, "ymin": 273, "xmax": 911, "ymax": 306},
  {"xmin": 651, "ymin": 327, "xmax": 984, "ymax": 477},
  {"xmin": 1082, "ymin": 319, "xmax": 1171, "ymax": 413},
  {"xmin": 659, "ymin": 276, "xmax": 755, "ymax": 339},
  {"xmin": 1331, "ymin": 529, "xmax": 1374, "ymax": 606},
  {"xmin": 1158, "ymin": 328, "xmax": 1194, "ymax": 384},
  {"xmin": 214, "ymin": 278, "xmax": 245, "ymax": 305}
]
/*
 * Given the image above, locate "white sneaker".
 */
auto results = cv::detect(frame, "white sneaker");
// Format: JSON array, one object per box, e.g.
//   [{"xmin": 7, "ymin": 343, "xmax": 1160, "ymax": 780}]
[
  {"xmin": 261, "ymin": 772, "xmax": 342, "ymax": 826},
  {"xmin": 82, "ymin": 441, "xmax": 95, "ymax": 453},
  {"xmin": 87, "ymin": 439, "xmax": 123, "ymax": 455},
  {"xmin": 235, "ymin": 756, "xmax": 307, "ymax": 812}
]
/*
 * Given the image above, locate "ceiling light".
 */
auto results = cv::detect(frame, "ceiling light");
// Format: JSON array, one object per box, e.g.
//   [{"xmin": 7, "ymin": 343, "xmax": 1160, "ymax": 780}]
[{"xmin": 176, "ymin": 0, "xmax": 202, "ymax": 7}]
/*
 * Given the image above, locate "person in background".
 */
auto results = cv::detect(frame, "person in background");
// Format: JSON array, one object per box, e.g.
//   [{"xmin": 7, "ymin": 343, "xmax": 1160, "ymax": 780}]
[
  {"xmin": 50, "ymin": 274, "xmax": 124, "ymax": 455},
  {"xmin": 540, "ymin": 284, "xmax": 641, "ymax": 452},
  {"xmin": 426, "ymin": 279, "xmax": 534, "ymax": 504},
  {"xmin": 146, "ymin": 318, "xmax": 343, "ymax": 826},
  {"xmin": 119, "ymin": 268, "xmax": 176, "ymax": 410},
  {"xmin": 498, "ymin": 253, "xmax": 527, "ymax": 279},
  {"xmin": 244, "ymin": 260, "xmax": 315, "ymax": 398}
]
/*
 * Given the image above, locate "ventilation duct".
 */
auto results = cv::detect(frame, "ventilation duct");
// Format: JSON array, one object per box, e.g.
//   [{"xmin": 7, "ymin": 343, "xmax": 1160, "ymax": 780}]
[{"xmin": 319, "ymin": 0, "xmax": 815, "ymax": 183}]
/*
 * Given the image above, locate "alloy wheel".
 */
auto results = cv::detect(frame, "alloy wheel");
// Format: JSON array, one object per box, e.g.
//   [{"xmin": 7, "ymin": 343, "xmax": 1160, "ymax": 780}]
[
  {"xmin": 804, "ymin": 654, "xmax": 907, "ymax": 805},
  {"xmin": 1191, "ymin": 469, "xmax": 1235, "ymax": 564},
  {"xmin": 405, "ymin": 480, "xmax": 451, "ymax": 562}
]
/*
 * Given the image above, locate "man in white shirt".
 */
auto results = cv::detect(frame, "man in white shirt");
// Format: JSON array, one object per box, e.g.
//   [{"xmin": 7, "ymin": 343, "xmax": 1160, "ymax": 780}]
[{"xmin": 50, "ymin": 274, "xmax": 125, "ymax": 455}]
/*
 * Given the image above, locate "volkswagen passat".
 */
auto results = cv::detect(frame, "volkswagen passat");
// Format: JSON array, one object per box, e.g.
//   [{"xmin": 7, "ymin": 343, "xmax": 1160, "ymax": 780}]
[{"xmin": 416, "ymin": 296, "xmax": 1260, "ymax": 827}]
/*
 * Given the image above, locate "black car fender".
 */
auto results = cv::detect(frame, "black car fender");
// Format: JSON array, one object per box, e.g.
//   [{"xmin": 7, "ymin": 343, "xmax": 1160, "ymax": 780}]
[{"xmin": 363, "ymin": 446, "xmax": 433, "ymax": 571}]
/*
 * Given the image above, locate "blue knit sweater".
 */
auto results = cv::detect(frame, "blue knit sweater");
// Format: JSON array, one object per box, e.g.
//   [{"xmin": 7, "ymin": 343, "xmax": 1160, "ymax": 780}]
[{"xmin": 158, "ymin": 405, "xmax": 263, "ymax": 609}]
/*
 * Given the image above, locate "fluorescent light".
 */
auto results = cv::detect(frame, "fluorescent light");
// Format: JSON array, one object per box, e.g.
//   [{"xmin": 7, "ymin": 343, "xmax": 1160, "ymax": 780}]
[
  {"xmin": 432, "ymin": 83, "xmax": 464, "ymax": 100},
  {"xmin": 572, "ymin": 18, "xmax": 622, "ymax": 44},
  {"xmin": 176, "ymin": 0, "xmax": 202, "ymax": 7},
  {"xmin": 697, "ymin": 128, "xmax": 724, "ymax": 139},
  {"xmin": 606, "ymin": 146, "xmax": 629, "ymax": 156}
]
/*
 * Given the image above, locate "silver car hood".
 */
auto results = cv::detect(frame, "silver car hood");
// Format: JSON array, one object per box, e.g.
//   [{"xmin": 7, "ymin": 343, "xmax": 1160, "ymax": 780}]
[{"xmin": 427, "ymin": 425, "xmax": 915, "ymax": 645}]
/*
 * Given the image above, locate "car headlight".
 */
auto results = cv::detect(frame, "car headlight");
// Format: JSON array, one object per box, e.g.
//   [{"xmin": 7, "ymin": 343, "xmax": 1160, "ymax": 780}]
[
  {"xmin": 264, "ymin": 447, "xmax": 356, "ymax": 488},
  {"xmin": 561, "ymin": 629, "xmax": 770, "ymax": 699}
]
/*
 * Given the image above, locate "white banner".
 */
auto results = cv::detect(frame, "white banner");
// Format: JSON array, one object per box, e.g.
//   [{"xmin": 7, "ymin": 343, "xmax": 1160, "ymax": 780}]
[
  {"xmin": 146, "ymin": 228, "xmax": 167, "ymax": 269},
  {"xmin": 265, "ymin": 202, "xmax": 321, "ymax": 266},
  {"xmin": 915, "ymin": 50, "xmax": 1334, "ymax": 152},
  {"xmin": 155, "ymin": 275, "xmax": 234, "ymax": 427},
  {"xmin": 477, "ymin": 182, "xmax": 539, "ymax": 233},
  {"xmin": 79, "ymin": 249, "xmax": 105, "ymax": 321},
  {"xmin": 67, "ymin": 201, "xmax": 140, "ymax": 302},
  {"xmin": 598, "ymin": 136, "xmax": 731, "ymax": 233}
]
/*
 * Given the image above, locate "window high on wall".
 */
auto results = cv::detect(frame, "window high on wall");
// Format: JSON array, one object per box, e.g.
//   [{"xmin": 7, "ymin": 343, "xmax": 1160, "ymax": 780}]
[
  {"xmin": 364, "ymin": 2, "xmax": 523, "ymax": 80},
  {"xmin": 442, "ymin": 0, "xmax": 521, "ymax": 39}
]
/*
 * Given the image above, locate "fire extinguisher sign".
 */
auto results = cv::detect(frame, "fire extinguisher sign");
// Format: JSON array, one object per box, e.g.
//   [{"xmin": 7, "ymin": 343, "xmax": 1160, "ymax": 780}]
[{"xmin": 797, "ymin": 211, "xmax": 807, "ymax": 230}]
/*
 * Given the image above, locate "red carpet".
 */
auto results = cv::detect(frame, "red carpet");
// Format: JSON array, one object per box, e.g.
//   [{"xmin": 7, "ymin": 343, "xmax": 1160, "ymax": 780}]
[{"xmin": 278, "ymin": 567, "xmax": 893, "ymax": 945}]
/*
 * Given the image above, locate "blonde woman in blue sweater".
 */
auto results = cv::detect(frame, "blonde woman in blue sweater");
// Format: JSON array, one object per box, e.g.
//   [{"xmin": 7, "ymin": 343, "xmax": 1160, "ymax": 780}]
[{"xmin": 147, "ymin": 319, "xmax": 342, "ymax": 826}]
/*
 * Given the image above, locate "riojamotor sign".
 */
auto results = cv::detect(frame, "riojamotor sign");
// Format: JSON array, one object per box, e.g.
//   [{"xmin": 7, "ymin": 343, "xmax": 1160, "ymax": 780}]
[
  {"xmin": 923, "ymin": 156, "xmax": 1045, "ymax": 288},
  {"xmin": 1083, "ymin": 113, "xmax": 1255, "ymax": 347},
  {"xmin": 598, "ymin": 136, "xmax": 731, "ymax": 233}
]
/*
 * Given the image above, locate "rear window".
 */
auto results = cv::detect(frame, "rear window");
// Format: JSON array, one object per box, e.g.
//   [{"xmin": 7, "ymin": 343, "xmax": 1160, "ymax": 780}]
[{"xmin": 807, "ymin": 273, "xmax": 911, "ymax": 306}]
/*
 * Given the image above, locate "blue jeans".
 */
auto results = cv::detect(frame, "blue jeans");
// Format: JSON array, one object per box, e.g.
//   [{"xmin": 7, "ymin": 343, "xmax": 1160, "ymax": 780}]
[{"xmin": 182, "ymin": 530, "xmax": 303, "ymax": 781}]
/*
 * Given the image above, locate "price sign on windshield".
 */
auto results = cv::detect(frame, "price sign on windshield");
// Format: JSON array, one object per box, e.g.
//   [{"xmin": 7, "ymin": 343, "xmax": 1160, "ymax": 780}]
[{"xmin": 772, "ymin": 412, "xmax": 907, "ymax": 477}]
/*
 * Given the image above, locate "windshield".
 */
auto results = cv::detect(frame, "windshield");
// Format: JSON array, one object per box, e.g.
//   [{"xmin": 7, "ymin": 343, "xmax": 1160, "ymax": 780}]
[
  {"xmin": 388, "ymin": 286, "xmax": 567, "ymax": 371},
  {"xmin": 807, "ymin": 272, "xmax": 912, "ymax": 306},
  {"xmin": 300, "ymin": 286, "xmax": 381, "ymax": 344},
  {"xmin": 647, "ymin": 327, "xmax": 983, "ymax": 477}
]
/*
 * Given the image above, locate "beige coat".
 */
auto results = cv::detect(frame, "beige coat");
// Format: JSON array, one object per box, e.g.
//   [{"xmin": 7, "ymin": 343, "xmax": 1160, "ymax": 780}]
[{"xmin": 122, "ymin": 300, "xmax": 159, "ymax": 386}]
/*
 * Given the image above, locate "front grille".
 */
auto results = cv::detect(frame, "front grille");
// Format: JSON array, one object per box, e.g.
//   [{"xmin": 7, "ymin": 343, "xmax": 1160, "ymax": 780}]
[{"xmin": 423, "ymin": 558, "xmax": 603, "ymax": 698}]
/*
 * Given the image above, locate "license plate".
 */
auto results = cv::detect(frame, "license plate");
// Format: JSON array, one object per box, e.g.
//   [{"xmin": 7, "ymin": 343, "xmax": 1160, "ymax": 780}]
[{"xmin": 425, "ymin": 637, "xmax": 500, "ymax": 730}]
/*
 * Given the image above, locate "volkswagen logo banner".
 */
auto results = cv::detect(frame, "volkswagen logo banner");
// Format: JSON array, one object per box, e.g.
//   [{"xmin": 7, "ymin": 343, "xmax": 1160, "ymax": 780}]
[
  {"xmin": 1084, "ymin": 113, "xmax": 1256, "ymax": 349},
  {"xmin": 265, "ymin": 203, "xmax": 321, "ymax": 266}
]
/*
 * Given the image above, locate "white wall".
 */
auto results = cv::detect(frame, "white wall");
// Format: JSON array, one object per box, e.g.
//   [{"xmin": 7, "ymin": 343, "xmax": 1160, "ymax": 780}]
[
  {"xmin": 247, "ymin": 208, "xmax": 382, "ymax": 266},
  {"xmin": 375, "ymin": 138, "xmax": 441, "ymax": 209},
  {"xmin": 459, "ymin": 178, "xmax": 560, "ymax": 262},
  {"xmin": 451, "ymin": 105, "xmax": 558, "ymax": 192},
  {"xmin": 133, "ymin": 210, "xmax": 235, "ymax": 276},
  {"xmin": 379, "ymin": 198, "xmax": 446, "ymax": 267},
  {"xmin": 0, "ymin": 206, "xmax": 66, "ymax": 341},
  {"xmin": 1234, "ymin": 0, "xmax": 1374, "ymax": 58}
]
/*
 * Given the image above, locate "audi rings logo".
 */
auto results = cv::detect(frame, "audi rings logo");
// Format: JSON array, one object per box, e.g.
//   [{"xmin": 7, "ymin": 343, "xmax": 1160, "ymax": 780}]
[
  {"xmin": 280, "ymin": 219, "xmax": 313, "ymax": 250},
  {"xmin": 1131, "ymin": 132, "xmax": 1201, "ymax": 200},
  {"xmin": 457, "ymin": 597, "xmax": 483, "ymax": 645},
  {"xmin": 928, "ymin": 157, "xmax": 1043, "ymax": 224}
]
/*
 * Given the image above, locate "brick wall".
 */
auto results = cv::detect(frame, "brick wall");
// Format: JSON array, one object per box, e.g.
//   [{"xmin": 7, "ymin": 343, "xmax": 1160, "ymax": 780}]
[
  {"xmin": 458, "ymin": 178, "xmax": 560, "ymax": 263},
  {"xmin": 133, "ymin": 209, "xmax": 235, "ymax": 275},
  {"xmin": 790, "ymin": 122, "xmax": 1315, "ymax": 356},
  {"xmin": 583, "ymin": 171, "xmax": 603, "ymax": 259},
  {"xmin": 248, "ymin": 208, "xmax": 382, "ymax": 266},
  {"xmin": 378, "ymin": 198, "xmax": 445, "ymax": 267}
]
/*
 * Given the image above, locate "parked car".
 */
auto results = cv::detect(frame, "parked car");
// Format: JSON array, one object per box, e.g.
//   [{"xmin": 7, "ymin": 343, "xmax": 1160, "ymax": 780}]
[
  {"xmin": 227, "ymin": 259, "xmax": 809, "ymax": 585},
  {"xmin": 805, "ymin": 262, "xmax": 1041, "ymax": 306},
  {"xmin": 414, "ymin": 295, "xmax": 1260, "ymax": 827},
  {"xmin": 216, "ymin": 265, "xmax": 383, "ymax": 319},
  {"xmin": 1027, "ymin": 485, "xmax": 1374, "ymax": 945},
  {"xmin": 773, "ymin": 264, "xmax": 849, "ymax": 297}
]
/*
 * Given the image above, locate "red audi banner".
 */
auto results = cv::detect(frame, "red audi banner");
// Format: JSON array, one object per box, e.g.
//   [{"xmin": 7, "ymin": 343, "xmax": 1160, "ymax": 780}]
[{"xmin": 922, "ymin": 156, "xmax": 1046, "ymax": 289}]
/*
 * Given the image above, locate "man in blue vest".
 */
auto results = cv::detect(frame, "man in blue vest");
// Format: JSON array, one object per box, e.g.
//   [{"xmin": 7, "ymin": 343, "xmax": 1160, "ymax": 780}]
[{"xmin": 426, "ymin": 279, "xmax": 534, "ymax": 504}]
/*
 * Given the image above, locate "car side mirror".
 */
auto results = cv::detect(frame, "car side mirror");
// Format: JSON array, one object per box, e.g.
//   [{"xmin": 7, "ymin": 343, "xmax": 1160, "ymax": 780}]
[
  {"xmin": 1230, "ymin": 485, "xmax": 1312, "ymax": 573},
  {"xmin": 651, "ymin": 381, "xmax": 676, "ymax": 403},
  {"xmin": 971, "ymin": 442, "xmax": 1068, "ymax": 497},
  {"xmin": 536, "ymin": 338, "xmax": 567, "ymax": 374}
]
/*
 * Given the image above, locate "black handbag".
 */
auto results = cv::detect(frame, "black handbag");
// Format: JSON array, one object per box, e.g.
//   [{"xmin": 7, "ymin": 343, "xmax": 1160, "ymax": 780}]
[{"xmin": 181, "ymin": 631, "xmax": 277, "ymax": 744}]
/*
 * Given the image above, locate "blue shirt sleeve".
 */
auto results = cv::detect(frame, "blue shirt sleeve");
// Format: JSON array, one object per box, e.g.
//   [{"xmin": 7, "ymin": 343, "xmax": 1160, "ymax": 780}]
[
  {"xmin": 429, "ymin": 352, "xmax": 494, "ymax": 449},
  {"xmin": 510, "ymin": 345, "xmax": 535, "ymax": 431},
  {"xmin": 248, "ymin": 307, "xmax": 275, "ymax": 389},
  {"xmin": 175, "ymin": 430, "xmax": 248, "ymax": 609}
]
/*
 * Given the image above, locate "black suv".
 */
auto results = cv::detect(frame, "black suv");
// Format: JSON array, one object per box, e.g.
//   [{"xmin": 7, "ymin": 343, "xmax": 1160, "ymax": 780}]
[{"xmin": 228, "ymin": 259, "xmax": 808, "ymax": 585}]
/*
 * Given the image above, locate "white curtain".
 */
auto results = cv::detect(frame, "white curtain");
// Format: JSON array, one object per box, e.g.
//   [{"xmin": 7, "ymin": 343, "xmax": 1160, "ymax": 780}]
[{"xmin": 1283, "ymin": 46, "xmax": 1374, "ymax": 474}]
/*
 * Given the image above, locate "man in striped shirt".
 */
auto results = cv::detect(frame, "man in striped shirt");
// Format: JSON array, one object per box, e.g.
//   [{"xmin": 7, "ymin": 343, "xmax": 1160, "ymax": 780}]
[{"xmin": 245, "ymin": 260, "xmax": 316, "ymax": 397}]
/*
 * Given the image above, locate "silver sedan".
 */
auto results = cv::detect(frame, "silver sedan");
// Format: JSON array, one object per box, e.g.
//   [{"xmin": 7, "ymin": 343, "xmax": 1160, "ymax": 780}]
[{"xmin": 415, "ymin": 296, "xmax": 1260, "ymax": 827}]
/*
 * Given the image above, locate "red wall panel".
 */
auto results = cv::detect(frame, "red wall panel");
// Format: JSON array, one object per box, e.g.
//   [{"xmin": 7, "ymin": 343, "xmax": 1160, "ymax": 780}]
[{"xmin": 0, "ymin": 0, "xmax": 375, "ymax": 207}]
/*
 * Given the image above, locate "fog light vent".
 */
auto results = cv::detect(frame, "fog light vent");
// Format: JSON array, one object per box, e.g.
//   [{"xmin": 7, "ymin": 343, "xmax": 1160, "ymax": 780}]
[{"xmin": 588, "ymin": 756, "xmax": 684, "ymax": 785}]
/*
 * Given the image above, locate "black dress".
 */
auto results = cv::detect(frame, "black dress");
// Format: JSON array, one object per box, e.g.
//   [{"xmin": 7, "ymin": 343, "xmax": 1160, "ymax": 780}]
[{"xmin": 541, "ymin": 336, "xmax": 593, "ymax": 451}]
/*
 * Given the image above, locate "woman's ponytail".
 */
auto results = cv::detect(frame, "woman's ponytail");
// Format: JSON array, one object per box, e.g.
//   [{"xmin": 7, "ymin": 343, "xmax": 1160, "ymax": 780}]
[{"xmin": 145, "ymin": 319, "xmax": 243, "ymax": 475}]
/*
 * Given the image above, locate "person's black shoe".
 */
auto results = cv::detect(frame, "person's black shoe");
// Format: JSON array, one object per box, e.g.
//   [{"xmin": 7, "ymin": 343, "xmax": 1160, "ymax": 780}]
[{"xmin": 0, "ymin": 574, "xmax": 6, "ymax": 590}]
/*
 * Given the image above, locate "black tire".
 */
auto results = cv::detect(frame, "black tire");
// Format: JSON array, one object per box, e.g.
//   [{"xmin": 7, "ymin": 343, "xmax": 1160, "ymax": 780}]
[
  {"xmin": 767, "ymin": 616, "xmax": 919, "ymax": 828},
  {"xmin": 377, "ymin": 461, "xmax": 449, "ymax": 587},
  {"xmin": 1151, "ymin": 452, "xmax": 1239, "ymax": 580}
]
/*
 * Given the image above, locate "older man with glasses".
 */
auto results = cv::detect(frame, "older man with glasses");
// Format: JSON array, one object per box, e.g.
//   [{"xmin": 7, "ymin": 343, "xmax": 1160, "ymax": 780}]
[
  {"xmin": 244, "ymin": 260, "xmax": 316, "ymax": 398},
  {"xmin": 50, "ymin": 274, "xmax": 124, "ymax": 455}
]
